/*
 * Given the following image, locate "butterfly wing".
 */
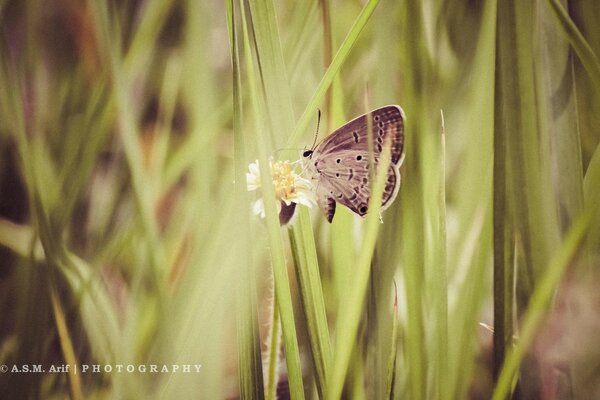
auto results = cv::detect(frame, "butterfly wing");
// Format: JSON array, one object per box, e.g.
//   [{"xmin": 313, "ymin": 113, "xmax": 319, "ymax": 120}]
[
  {"xmin": 312, "ymin": 150, "xmax": 400, "ymax": 221},
  {"xmin": 306, "ymin": 105, "xmax": 405, "ymax": 222},
  {"xmin": 317, "ymin": 105, "xmax": 405, "ymax": 165}
]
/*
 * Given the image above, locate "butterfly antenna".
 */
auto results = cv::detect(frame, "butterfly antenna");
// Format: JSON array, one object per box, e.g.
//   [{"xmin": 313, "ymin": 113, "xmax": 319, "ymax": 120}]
[
  {"xmin": 311, "ymin": 109, "xmax": 321, "ymax": 151},
  {"xmin": 303, "ymin": 109, "xmax": 321, "ymax": 157}
]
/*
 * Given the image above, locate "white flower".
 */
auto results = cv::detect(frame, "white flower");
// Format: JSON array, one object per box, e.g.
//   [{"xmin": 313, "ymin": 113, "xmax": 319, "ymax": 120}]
[{"xmin": 246, "ymin": 159, "xmax": 316, "ymax": 220}]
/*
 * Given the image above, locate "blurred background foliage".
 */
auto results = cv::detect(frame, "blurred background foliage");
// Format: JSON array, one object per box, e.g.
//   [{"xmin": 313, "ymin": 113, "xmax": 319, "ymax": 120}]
[{"xmin": 0, "ymin": 0, "xmax": 599, "ymax": 399}]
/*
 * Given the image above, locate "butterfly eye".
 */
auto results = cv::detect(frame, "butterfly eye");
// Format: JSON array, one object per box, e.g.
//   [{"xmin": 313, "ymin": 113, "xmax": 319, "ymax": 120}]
[{"xmin": 303, "ymin": 150, "xmax": 313, "ymax": 157}]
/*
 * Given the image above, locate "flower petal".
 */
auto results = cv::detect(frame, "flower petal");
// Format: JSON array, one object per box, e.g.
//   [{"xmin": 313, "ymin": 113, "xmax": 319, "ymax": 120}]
[
  {"xmin": 251, "ymin": 198, "xmax": 265, "ymax": 218},
  {"xmin": 246, "ymin": 160, "xmax": 261, "ymax": 191}
]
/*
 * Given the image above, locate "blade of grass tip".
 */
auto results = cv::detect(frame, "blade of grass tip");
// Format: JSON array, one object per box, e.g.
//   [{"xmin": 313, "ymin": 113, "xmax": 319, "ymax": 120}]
[
  {"xmin": 491, "ymin": 198, "xmax": 600, "ymax": 400},
  {"xmin": 545, "ymin": 0, "xmax": 600, "ymax": 92},
  {"xmin": 286, "ymin": 0, "xmax": 381, "ymax": 148},
  {"xmin": 49, "ymin": 284, "xmax": 82, "ymax": 400},
  {"xmin": 228, "ymin": 0, "xmax": 265, "ymax": 397},
  {"xmin": 385, "ymin": 282, "xmax": 399, "ymax": 399},
  {"xmin": 327, "ymin": 138, "xmax": 393, "ymax": 400},
  {"xmin": 289, "ymin": 209, "xmax": 332, "ymax": 398},
  {"xmin": 435, "ymin": 110, "xmax": 448, "ymax": 400}
]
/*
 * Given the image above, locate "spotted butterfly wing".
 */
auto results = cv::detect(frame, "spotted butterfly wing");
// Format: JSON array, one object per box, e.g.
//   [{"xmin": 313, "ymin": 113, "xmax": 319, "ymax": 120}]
[{"xmin": 304, "ymin": 105, "xmax": 405, "ymax": 222}]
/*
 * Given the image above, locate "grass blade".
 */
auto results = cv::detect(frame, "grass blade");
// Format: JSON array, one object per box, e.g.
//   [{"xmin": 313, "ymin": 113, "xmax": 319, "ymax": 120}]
[
  {"xmin": 228, "ymin": 0, "xmax": 265, "ymax": 397},
  {"xmin": 434, "ymin": 111, "xmax": 448, "ymax": 399},
  {"xmin": 49, "ymin": 284, "xmax": 82, "ymax": 400},
  {"xmin": 289, "ymin": 210, "xmax": 332, "ymax": 398},
  {"xmin": 327, "ymin": 139, "xmax": 393, "ymax": 400},
  {"xmin": 245, "ymin": 0, "xmax": 306, "ymax": 396},
  {"xmin": 286, "ymin": 0, "xmax": 381, "ymax": 148}
]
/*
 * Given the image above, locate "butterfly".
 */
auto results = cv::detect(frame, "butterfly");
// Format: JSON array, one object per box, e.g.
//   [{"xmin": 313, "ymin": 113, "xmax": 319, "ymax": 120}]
[{"xmin": 303, "ymin": 105, "xmax": 405, "ymax": 223}]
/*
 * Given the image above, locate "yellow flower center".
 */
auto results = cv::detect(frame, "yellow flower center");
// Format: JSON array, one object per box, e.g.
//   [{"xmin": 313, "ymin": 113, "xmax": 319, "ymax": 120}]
[{"xmin": 271, "ymin": 161, "xmax": 296, "ymax": 200}]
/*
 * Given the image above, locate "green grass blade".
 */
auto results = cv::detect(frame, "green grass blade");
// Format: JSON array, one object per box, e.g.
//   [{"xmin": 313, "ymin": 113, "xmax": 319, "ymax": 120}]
[
  {"xmin": 537, "ymin": 2, "xmax": 584, "ymax": 237},
  {"xmin": 285, "ymin": 0, "xmax": 381, "ymax": 148},
  {"xmin": 289, "ymin": 209, "xmax": 332, "ymax": 398},
  {"xmin": 397, "ymin": 2, "xmax": 428, "ymax": 397},
  {"xmin": 256, "ymin": 146, "xmax": 305, "ymax": 399},
  {"xmin": 492, "ymin": 0, "xmax": 513, "ymax": 382},
  {"xmin": 434, "ymin": 111, "xmax": 448, "ymax": 399},
  {"xmin": 327, "ymin": 140, "xmax": 392, "ymax": 400},
  {"xmin": 247, "ymin": 0, "xmax": 296, "ymax": 147},
  {"xmin": 244, "ymin": 0, "xmax": 306, "ymax": 396},
  {"xmin": 493, "ymin": 0, "xmax": 562, "ymax": 386},
  {"xmin": 228, "ymin": 0, "xmax": 265, "ymax": 397},
  {"xmin": 49, "ymin": 285, "xmax": 82, "ymax": 400}
]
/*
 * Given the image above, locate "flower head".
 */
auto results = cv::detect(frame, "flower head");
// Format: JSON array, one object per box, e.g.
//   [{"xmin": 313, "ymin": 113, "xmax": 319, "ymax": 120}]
[{"xmin": 246, "ymin": 159, "xmax": 316, "ymax": 223}]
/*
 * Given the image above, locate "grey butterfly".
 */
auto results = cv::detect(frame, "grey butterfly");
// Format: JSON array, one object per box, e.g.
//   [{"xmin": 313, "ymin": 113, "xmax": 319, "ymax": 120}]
[{"xmin": 303, "ymin": 105, "xmax": 405, "ymax": 223}]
